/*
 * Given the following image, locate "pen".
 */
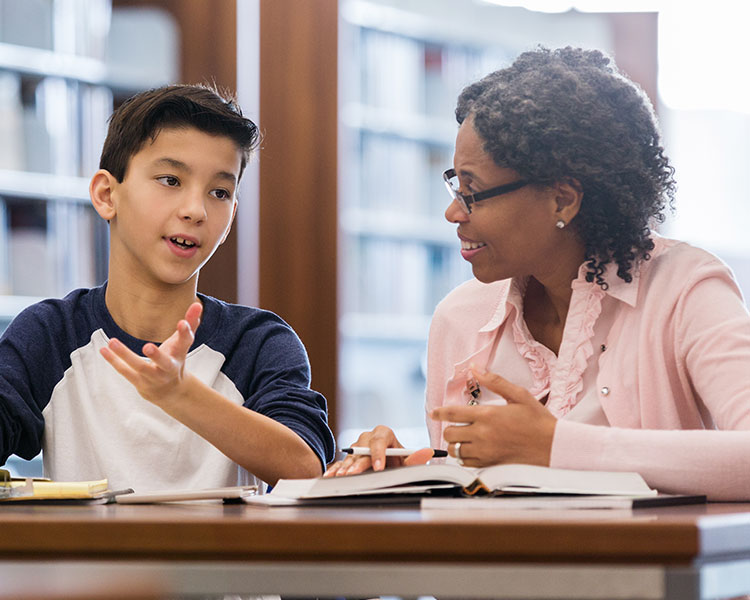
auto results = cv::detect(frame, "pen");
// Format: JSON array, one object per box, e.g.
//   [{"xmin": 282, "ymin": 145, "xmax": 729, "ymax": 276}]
[
  {"xmin": 466, "ymin": 377, "xmax": 481, "ymax": 405},
  {"xmin": 342, "ymin": 447, "xmax": 448, "ymax": 457}
]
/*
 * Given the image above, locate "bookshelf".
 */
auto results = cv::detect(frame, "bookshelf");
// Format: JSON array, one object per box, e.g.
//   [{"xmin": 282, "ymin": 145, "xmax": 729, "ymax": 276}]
[
  {"xmin": 0, "ymin": 1, "xmax": 174, "ymax": 332},
  {"xmin": 336, "ymin": 0, "xmax": 631, "ymax": 446},
  {"xmin": 0, "ymin": 0, "xmax": 173, "ymax": 475},
  {"xmin": 337, "ymin": 0, "xmax": 500, "ymax": 446}
]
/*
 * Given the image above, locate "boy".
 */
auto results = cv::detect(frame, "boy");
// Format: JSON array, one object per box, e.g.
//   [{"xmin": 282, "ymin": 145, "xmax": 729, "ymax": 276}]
[{"xmin": 0, "ymin": 84, "xmax": 335, "ymax": 491}]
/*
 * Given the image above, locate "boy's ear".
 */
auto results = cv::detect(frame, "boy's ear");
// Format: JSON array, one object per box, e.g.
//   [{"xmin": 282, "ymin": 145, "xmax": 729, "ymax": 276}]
[
  {"xmin": 218, "ymin": 200, "xmax": 238, "ymax": 245},
  {"xmin": 553, "ymin": 177, "xmax": 583, "ymax": 224},
  {"xmin": 89, "ymin": 169, "xmax": 118, "ymax": 221}
]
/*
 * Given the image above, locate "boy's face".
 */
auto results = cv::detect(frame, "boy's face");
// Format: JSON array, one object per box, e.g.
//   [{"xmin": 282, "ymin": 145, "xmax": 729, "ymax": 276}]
[{"xmin": 107, "ymin": 126, "xmax": 242, "ymax": 289}]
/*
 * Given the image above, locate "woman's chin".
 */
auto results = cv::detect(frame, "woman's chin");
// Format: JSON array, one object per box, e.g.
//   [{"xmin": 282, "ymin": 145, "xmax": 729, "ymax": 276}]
[{"xmin": 472, "ymin": 268, "xmax": 505, "ymax": 284}]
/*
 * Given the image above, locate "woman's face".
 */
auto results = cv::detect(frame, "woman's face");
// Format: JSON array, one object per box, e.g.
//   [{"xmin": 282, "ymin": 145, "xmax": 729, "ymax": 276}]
[{"xmin": 445, "ymin": 119, "xmax": 566, "ymax": 284}]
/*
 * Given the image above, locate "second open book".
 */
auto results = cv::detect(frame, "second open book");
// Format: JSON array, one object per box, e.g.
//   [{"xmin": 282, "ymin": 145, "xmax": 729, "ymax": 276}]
[{"xmin": 268, "ymin": 463, "xmax": 657, "ymax": 501}]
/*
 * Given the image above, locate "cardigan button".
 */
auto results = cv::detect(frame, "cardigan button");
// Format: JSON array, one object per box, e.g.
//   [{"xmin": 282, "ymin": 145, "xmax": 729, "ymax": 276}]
[{"xmin": 600, "ymin": 387, "xmax": 610, "ymax": 396}]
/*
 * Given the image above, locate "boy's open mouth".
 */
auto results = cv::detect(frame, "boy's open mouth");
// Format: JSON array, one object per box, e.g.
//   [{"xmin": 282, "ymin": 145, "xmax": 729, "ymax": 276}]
[{"xmin": 170, "ymin": 237, "xmax": 196, "ymax": 249}]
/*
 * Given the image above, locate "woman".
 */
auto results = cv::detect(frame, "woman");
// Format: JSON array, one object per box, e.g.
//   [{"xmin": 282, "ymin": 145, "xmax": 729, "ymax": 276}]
[{"xmin": 326, "ymin": 47, "xmax": 750, "ymax": 500}]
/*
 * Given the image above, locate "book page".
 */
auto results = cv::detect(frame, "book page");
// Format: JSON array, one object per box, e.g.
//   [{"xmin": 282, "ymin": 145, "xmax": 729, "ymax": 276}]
[
  {"xmin": 477, "ymin": 464, "xmax": 656, "ymax": 496},
  {"xmin": 272, "ymin": 463, "xmax": 477, "ymax": 499}
]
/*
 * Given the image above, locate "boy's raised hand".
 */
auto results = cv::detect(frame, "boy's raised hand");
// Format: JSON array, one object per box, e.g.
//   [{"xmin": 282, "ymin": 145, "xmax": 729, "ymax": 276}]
[{"xmin": 100, "ymin": 302, "xmax": 202, "ymax": 408}]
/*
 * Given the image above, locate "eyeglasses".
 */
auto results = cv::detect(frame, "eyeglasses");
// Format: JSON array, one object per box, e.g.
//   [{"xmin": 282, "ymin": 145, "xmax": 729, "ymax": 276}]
[{"xmin": 442, "ymin": 168, "xmax": 528, "ymax": 214}]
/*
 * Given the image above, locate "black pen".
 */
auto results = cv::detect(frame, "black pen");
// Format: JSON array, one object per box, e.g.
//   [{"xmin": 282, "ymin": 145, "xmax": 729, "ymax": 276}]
[{"xmin": 342, "ymin": 447, "xmax": 448, "ymax": 457}]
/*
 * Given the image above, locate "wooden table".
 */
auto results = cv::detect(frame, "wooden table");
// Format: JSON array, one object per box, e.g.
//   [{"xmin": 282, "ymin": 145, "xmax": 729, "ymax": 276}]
[{"xmin": 2, "ymin": 501, "xmax": 750, "ymax": 599}]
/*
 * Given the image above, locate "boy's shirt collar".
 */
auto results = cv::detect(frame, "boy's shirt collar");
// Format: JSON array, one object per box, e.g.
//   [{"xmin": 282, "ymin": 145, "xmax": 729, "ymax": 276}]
[{"xmin": 94, "ymin": 283, "xmax": 218, "ymax": 354}]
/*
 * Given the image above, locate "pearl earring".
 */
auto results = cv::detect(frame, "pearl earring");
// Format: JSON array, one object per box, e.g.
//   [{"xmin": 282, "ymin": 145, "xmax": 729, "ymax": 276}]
[{"xmin": 556, "ymin": 220, "xmax": 566, "ymax": 229}]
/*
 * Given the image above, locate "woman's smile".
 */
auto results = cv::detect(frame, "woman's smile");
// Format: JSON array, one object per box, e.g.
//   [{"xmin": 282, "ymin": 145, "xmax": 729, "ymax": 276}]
[{"xmin": 459, "ymin": 234, "xmax": 488, "ymax": 260}]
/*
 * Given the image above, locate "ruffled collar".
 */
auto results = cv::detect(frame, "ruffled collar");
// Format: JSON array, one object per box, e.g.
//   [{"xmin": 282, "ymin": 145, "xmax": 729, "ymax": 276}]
[
  {"xmin": 477, "ymin": 259, "xmax": 642, "ymax": 415},
  {"xmin": 478, "ymin": 256, "xmax": 642, "ymax": 337}
]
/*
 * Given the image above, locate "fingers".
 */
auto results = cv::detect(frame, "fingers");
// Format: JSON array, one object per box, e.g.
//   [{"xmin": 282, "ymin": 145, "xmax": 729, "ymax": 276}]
[
  {"xmin": 324, "ymin": 456, "xmax": 372, "ymax": 478},
  {"xmin": 142, "ymin": 342, "xmax": 180, "ymax": 374},
  {"xmin": 173, "ymin": 319, "xmax": 196, "ymax": 357},
  {"xmin": 323, "ymin": 452, "xmax": 373, "ymax": 477},
  {"xmin": 99, "ymin": 340, "xmax": 140, "ymax": 382},
  {"xmin": 403, "ymin": 447, "xmax": 434, "ymax": 466},
  {"xmin": 430, "ymin": 404, "xmax": 479, "ymax": 424},
  {"xmin": 101, "ymin": 338, "xmax": 178, "ymax": 386},
  {"xmin": 325, "ymin": 445, "xmax": 436, "ymax": 477},
  {"xmin": 366, "ymin": 429, "xmax": 399, "ymax": 471},
  {"xmin": 442, "ymin": 427, "xmax": 476, "ymax": 466},
  {"xmin": 159, "ymin": 316, "xmax": 196, "ymax": 361},
  {"xmin": 103, "ymin": 338, "xmax": 148, "ymax": 371},
  {"xmin": 470, "ymin": 366, "xmax": 538, "ymax": 406},
  {"xmin": 100, "ymin": 338, "xmax": 164, "ymax": 389},
  {"xmin": 323, "ymin": 426, "xmax": 404, "ymax": 477},
  {"xmin": 185, "ymin": 302, "xmax": 203, "ymax": 333},
  {"xmin": 323, "ymin": 460, "xmax": 344, "ymax": 477}
]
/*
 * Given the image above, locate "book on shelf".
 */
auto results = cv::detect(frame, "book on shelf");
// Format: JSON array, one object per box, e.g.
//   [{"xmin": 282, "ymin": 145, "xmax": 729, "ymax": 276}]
[
  {"xmin": 265, "ymin": 463, "xmax": 658, "ymax": 505},
  {"xmin": 0, "ymin": 471, "xmax": 132, "ymax": 504}
]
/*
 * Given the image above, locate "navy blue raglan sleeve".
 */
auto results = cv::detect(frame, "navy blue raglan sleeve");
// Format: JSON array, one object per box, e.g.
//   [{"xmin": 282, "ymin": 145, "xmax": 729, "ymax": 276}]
[
  {"xmin": 0, "ymin": 302, "xmax": 69, "ymax": 464},
  {"xmin": 222, "ymin": 310, "xmax": 336, "ymax": 468}
]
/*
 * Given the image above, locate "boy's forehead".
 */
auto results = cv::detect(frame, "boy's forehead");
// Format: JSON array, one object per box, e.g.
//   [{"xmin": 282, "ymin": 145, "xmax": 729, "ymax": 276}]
[{"xmin": 139, "ymin": 126, "xmax": 243, "ymax": 176}]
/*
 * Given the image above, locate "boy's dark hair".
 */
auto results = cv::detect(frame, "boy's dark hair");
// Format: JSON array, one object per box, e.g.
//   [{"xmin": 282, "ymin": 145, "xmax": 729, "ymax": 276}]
[
  {"xmin": 456, "ymin": 46, "xmax": 677, "ymax": 289},
  {"xmin": 99, "ymin": 83, "xmax": 259, "ymax": 183}
]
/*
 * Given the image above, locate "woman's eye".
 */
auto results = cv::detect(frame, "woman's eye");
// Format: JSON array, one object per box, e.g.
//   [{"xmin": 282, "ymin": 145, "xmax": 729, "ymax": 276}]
[
  {"xmin": 458, "ymin": 179, "xmax": 475, "ymax": 194},
  {"xmin": 211, "ymin": 188, "xmax": 231, "ymax": 200},
  {"xmin": 156, "ymin": 176, "xmax": 179, "ymax": 187}
]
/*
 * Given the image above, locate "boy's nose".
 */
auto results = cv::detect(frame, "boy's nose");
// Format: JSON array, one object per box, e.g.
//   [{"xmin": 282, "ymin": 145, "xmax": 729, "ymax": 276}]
[{"xmin": 179, "ymin": 191, "xmax": 207, "ymax": 222}]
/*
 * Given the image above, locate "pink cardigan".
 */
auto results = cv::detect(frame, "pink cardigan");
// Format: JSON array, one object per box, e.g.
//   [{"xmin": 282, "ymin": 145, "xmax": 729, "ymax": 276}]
[{"xmin": 426, "ymin": 236, "xmax": 750, "ymax": 500}]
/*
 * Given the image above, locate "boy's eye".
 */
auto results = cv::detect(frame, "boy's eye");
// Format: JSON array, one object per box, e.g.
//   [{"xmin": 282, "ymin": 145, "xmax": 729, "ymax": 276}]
[
  {"xmin": 210, "ymin": 188, "xmax": 232, "ymax": 200},
  {"xmin": 156, "ymin": 175, "xmax": 180, "ymax": 187}
]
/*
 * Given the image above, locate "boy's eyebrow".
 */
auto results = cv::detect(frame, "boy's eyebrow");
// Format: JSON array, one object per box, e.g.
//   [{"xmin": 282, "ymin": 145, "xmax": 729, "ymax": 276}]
[{"xmin": 152, "ymin": 157, "xmax": 237, "ymax": 185}]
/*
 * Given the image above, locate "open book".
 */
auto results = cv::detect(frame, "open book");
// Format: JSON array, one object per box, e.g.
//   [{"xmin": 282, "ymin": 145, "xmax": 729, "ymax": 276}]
[{"xmin": 269, "ymin": 463, "xmax": 657, "ymax": 502}]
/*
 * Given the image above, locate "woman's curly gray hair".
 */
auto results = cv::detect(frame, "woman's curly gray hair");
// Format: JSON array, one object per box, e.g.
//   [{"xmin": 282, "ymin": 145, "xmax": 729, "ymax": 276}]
[{"xmin": 456, "ymin": 46, "xmax": 676, "ymax": 288}]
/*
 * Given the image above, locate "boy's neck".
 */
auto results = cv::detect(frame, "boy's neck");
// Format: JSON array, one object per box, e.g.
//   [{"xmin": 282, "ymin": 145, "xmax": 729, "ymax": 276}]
[{"xmin": 104, "ymin": 275, "xmax": 200, "ymax": 343}]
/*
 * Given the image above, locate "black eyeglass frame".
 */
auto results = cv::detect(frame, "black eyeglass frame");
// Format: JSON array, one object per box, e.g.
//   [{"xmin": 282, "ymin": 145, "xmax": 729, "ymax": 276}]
[{"xmin": 442, "ymin": 168, "xmax": 529, "ymax": 214}]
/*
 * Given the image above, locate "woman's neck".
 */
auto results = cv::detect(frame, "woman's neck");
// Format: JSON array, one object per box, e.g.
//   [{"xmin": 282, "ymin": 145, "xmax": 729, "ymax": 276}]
[{"xmin": 522, "ymin": 244, "xmax": 586, "ymax": 354}]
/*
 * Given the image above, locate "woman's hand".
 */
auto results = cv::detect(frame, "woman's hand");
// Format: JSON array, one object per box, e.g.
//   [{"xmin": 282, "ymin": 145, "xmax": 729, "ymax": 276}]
[
  {"xmin": 323, "ymin": 426, "xmax": 433, "ymax": 477},
  {"xmin": 100, "ymin": 302, "xmax": 202, "ymax": 409},
  {"xmin": 430, "ymin": 367, "xmax": 557, "ymax": 467}
]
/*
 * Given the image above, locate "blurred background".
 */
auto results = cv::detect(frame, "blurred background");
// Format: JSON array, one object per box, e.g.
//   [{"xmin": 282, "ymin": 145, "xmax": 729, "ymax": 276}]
[{"xmin": 1, "ymin": 0, "xmax": 748, "ymax": 474}]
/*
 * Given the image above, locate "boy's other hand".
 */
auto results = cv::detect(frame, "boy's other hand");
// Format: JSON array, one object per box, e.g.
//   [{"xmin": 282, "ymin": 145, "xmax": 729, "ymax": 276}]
[{"xmin": 100, "ymin": 302, "xmax": 203, "ymax": 408}]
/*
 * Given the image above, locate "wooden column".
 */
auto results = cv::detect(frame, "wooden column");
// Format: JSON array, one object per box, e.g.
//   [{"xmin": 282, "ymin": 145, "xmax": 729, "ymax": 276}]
[
  {"xmin": 257, "ymin": 0, "xmax": 339, "ymax": 433},
  {"xmin": 114, "ymin": 0, "xmax": 344, "ymax": 437}
]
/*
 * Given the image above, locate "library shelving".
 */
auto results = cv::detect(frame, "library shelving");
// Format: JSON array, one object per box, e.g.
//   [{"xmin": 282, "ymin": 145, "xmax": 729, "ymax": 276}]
[
  {"xmin": 0, "ymin": 0, "xmax": 171, "ymax": 475},
  {"xmin": 336, "ymin": 0, "xmax": 616, "ymax": 445},
  {"xmin": 0, "ymin": 0, "xmax": 169, "ymax": 332},
  {"xmin": 337, "ymin": 0, "xmax": 507, "ymax": 446}
]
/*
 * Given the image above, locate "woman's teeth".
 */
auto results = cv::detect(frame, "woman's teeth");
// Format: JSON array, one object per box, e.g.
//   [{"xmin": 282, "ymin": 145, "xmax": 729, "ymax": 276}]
[{"xmin": 461, "ymin": 240, "xmax": 486, "ymax": 250}]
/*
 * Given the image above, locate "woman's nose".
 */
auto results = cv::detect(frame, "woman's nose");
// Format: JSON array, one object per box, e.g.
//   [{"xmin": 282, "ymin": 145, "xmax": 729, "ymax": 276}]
[{"xmin": 445, "ymin": 197, "xmax": 469, "ymax": 224}]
